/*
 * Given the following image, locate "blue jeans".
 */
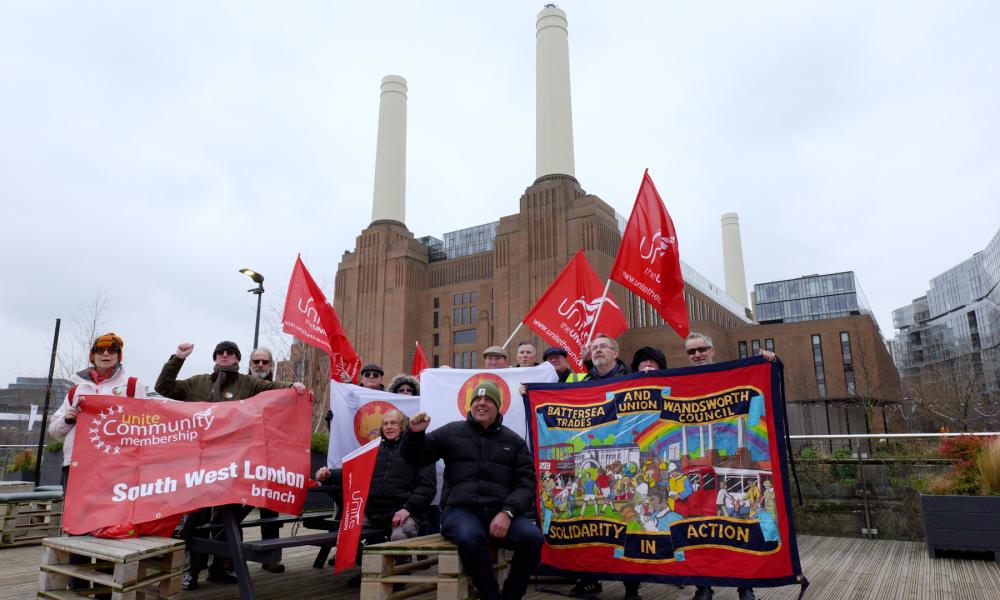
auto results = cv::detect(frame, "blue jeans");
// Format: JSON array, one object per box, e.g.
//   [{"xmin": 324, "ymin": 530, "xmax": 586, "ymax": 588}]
[{"xmin": 441, "ymin": 506, "xmax": 543, "ymax": 600}]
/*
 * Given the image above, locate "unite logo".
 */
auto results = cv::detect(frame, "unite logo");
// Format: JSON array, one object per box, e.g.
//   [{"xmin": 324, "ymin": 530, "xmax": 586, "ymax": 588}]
[
  {"xmin": 557, "ymin": 295, "xmax": 621, "ymax": 331},
  {"xmin": 639, "ymin": 230, "xmax": 676, "ymax": 264},
  {"xmin": 87, "ymin": 405, "xmax": 216, "ymax": 455},
  {"xmin": 297, "ymin": 297, "xmax": 320, "ymax": 324}
]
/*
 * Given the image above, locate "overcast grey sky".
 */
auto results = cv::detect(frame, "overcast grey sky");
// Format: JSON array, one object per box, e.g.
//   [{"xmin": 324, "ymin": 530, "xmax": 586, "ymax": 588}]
[{"xmin": 2, "ymin": 1, "xmax": 998, "ymax": 388}]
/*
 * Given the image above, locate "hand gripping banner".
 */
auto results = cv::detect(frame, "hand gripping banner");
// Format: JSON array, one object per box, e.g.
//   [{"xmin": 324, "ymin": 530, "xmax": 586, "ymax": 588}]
[
  {"xmin": 525, "ymin": 357, "xmax": 807, "ymax": 593},
  {"xmin": 63, "ymin": 389, "xmax": 312, "ymax": 534}
]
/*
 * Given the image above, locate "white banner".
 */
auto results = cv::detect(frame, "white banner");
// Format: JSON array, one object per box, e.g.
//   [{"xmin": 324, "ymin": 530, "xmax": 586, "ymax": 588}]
[
  {"xmin": 417, "ymin": 363, "xmax": 558, "ymax": 439},
  {"xmin": 328, "ymin": 382, "xmax": 421, "ymax": 468}
]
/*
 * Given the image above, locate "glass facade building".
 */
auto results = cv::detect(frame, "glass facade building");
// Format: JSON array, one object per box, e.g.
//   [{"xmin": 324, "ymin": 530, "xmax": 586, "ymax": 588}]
[
  {"xmin": 420, "ymin": 222, "xmax": 499, "ymax": 262},
  {"xmin": 754, "ymin": 272, "xmax": 873, "ymax": 324},
  {"xmin": 892, "ymin": 229, "xmax": 1000, "ymax": 397}
]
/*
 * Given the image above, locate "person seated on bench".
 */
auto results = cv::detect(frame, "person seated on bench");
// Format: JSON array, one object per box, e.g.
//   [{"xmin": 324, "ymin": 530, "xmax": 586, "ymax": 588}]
[
  {"xmin": 402, "ymin": 380, "xmax": 543, "ymax": 600},
  {"xmin": 316, "ymin": 407, "xmax": 436, "ymax": 585}
]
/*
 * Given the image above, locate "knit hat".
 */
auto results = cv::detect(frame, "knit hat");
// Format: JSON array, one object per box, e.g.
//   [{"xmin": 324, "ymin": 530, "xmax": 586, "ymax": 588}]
[
  {"xmin": 91, "ymin": 332, "xmax": 124, "ymax": 361},
  {"xmin": 630, "ymin": 346, "xmax": 667, "ymax": 372},
  {"xmin": 213, "ymin": 341, "xmax": 242, "ymax": 361},
  {"xmin": 473, "ymin": 380, "xmax": 502, "ymax": 410}
]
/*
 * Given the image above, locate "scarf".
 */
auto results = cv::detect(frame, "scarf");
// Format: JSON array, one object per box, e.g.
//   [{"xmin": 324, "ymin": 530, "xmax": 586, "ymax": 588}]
[{"xmin": 210, "ymin": 364, "xmax": 241, "ymax": 402}]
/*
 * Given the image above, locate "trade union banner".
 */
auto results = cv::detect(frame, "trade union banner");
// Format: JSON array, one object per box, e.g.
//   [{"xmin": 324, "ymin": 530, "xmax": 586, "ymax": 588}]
[
  {"xmin": 328, "ymin": 382, "xmax": 420, "ymax": 468},
  {"xmin": 525, "ymin": 357, "xmax": 807, "ymax": 593},
  {"xmin": 63, "ymin": 389, "xmax": 312, "ymax": 534}
]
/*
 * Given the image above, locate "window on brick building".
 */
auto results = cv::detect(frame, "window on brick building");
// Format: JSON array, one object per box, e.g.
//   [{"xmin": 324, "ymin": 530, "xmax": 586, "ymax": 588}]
[
  {"xmin": 738, "ymin": 341, "xmax": 748, "ymax": 359},
  {"xmin": 433, "ymin": 354, "xmax": 440, "ymax": 368},
  {"xmin": 454, "ymin": 329, "xmax": 477, "ymax": 345},
  {"xmin": 433, "ymin": 333, "xmax": 439, "ymax": 347},
  {"xmin": 433, "ymin": 297, "xmax": 440, "ymax": 309},
  {"xmin": 751, "ymin": 340, "xmax": 761, "ymax": 356},
  {"xmin": 840, "ymin": 332, "xmax": 855, "ymax": 395},
  {"xmin": 812, "ymin": 334, "xmax": 826, "ymax": 397},
  {"xmin": 764, "ymin": 338, "xmax": 775, "ymax": 352}
]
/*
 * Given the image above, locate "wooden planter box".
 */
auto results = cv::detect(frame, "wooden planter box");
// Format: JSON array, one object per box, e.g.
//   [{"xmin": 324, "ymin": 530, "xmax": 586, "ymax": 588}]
[{"xmin": 920, "ymin": 494, "xmax": 1000, "ymax": 561}]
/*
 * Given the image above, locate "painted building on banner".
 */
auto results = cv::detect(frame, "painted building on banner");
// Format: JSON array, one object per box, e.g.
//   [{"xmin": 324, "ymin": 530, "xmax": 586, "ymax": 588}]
[{"xmin": 296, "ymin": 6, "xmax": 901, "ymax": 436}]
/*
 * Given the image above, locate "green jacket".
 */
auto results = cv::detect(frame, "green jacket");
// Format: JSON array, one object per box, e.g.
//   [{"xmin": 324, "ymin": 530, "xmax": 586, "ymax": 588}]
[{"xmin": 154, "ymin": 355, "xmax": 291, "ymax": 401}]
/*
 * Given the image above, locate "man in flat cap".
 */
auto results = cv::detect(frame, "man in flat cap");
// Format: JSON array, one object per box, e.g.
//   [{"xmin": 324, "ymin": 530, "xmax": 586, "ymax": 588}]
[
  {"xmin": 402, "ymin": 379, "xmax": 541, "ymax": 600},
  {"xmin": 482, "ymin": 345, "xmax": 509, "ymax": 369}
]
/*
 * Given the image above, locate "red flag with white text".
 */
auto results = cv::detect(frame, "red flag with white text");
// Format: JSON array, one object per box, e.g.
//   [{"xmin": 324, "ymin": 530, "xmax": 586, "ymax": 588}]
[
  {"xmin": 610, "ymin": 170, "xmax": 690, "ymax": 339},
  {"xmin": 524, "ymin": 250, "xmax": 628, "ymax": 372},
  {"xmin": 282, "ymin": 255, "xmax": 361, "ymax": 383},
  {"xmin": 62, "ymin": 389, "xmax": 311, "ymax": 534},
  {"xmin": 411, "ymin": 341, "xmax": 429, "ymax": 378},
  {"xmin": 335, "ymin": 437, "xmax": 381, "ymax": 573}
]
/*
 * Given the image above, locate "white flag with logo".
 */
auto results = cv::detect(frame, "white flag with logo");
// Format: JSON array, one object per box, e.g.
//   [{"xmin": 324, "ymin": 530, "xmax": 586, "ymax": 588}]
[
  {"xmin": 418, "ymin": 363, "xmax": 558, "ymax": 438},
  {"xmin": 328, "ymin": 382, "xmax": 420, "ymax": 468}
]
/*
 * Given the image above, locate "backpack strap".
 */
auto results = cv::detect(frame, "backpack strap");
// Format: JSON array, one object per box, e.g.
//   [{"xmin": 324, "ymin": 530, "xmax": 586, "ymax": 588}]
[
  {"xmin": 126, "ymin": 377, "xmax": 138, "ymax": 398},
  {"xmin": 67, "ymin": 384, "xmax": 79, "ymax": 406}
]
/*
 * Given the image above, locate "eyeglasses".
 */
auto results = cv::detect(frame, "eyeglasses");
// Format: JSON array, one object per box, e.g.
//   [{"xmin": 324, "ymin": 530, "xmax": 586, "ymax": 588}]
[
  {"xmin": 363, "ymin": 372, "xmax": 382, "ymax": 378},
  {"xmin": 590, "ymin": 343, "xmax": 616, "ymax": 351},
  {"xmin": 252, "ymin": 359, "xmax": 271, "ymax": 365},
  {"xmin": 396, "ymin": 386, "xmax": 415, "ymax": 395},
  {"xmin": 91, "ymin": 346, "xmax": 120, "ymax": 355},
  {"xmin": 686, "ymin": 346, "xmax": 712, "ymax": 355}
]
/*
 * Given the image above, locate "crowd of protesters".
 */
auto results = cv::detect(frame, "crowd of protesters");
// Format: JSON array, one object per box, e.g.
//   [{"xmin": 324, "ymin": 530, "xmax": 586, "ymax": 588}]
[{"xmin": 49, "ymin": 329, "xmax": 773, "ymax": 600}]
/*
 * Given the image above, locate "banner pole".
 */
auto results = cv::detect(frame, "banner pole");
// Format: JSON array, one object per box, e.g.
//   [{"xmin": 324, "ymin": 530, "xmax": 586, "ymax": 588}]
[
  {"xmin": 501, "ymin": 322, "xmax": 524, "ymax": 350},
  {"xmin": 34, "ymin": 318, "xmax": 61, "ymax": 487},
  {"xmin": 585, "ymin": 280, "xmax": 612, "ymax": 344}
]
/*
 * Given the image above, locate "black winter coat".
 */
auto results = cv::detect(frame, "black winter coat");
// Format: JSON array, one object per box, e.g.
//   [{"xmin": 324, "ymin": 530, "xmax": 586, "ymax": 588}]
[
  {"xmin": 400, "ymin": 414, "xmax": 535, "ymax": 517},
  {"xmin": 366, "ymin": 436, "xmax": 437, "ymax": 520}
]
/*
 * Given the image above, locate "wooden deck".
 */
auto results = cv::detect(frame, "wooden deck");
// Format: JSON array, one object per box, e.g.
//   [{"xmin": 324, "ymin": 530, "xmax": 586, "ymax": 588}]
[{"xmin": 0, "ymin": 527, "xmax": 997, "ymax": 599}]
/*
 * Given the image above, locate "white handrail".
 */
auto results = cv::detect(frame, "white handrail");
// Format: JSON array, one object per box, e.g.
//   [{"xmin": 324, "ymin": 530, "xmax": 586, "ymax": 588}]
[{"xmin": 789, "ymin": 432, "xmax": 999, "ymax": 440}]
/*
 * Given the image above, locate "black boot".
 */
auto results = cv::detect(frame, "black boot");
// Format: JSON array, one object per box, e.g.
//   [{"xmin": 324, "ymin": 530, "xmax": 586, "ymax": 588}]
[
  {"xmin": 692, "ymin": 587, "xmax": 713, "ymax": 600},
  {"xmin": 737, "ymin": 588, "xmax": 755, "ymax": 600},
  {"xmin": 181, "ymin": 570, "xmax": 199, "ymax": 591}
]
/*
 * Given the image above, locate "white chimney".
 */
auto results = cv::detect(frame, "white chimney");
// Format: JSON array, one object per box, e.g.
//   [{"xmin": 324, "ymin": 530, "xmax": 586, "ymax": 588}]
[
  {"xmin": 536, "ymin": 6, "xmax": 575, "ymax": 179},
  {"xmin": 721, "ymin": 212, "xmax": 749, "ymax": 310},
  {"xmin": 371, "ymin": 75, "xmax": 407, "ymax": 223}
]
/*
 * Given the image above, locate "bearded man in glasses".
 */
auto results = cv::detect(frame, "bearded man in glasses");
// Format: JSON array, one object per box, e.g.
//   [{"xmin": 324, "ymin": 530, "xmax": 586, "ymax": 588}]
[
  {"xmin": 685, "ymin": 331, "xmax": 772, "ymax": 600},
  {"xmin": 154, "ymin": 340, "xmax": 306, "ymax": 590}
]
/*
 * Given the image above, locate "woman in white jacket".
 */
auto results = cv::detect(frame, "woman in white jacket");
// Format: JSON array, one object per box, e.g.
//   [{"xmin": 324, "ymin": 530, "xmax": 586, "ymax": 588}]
[{"xmin": 48, "ymin": 332, "xmax": 148, "ymax": 485}]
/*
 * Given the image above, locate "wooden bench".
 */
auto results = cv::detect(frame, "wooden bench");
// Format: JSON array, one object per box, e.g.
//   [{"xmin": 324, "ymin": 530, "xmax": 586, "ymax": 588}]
[
  {"xmin": 0, "ymin": 491, "xmax": 64, "ymax": 548},
  {"xmin": 361, "ymin": 533, "xmax": 511, "ymax": 600},
  {"xmin": 37, "ymin": 535, "xmax": 185, "ymax": 599}
]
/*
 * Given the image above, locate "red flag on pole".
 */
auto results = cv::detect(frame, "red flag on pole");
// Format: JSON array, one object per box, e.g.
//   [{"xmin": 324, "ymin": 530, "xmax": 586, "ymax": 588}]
[
  {"xmin": 610, "ymin": 170, "xmax": 690, "ymax": 339},
  {"xmin": 335, "ymin": 437, "xmax": 381, "ymax": 573},
  {"xmin": 282, "ymin": 255, "xmax": 361, "ymax": 383},
  {"xmin": 524, "ymin": 250, "xmax": 628, "ymax": 372},
  {"xmin": 411, "ymin": 341, "xmax": 429, "ymax": 378}
]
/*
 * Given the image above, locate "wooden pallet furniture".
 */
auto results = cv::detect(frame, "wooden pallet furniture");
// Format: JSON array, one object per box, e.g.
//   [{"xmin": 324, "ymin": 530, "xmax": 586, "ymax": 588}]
[
  {"xmin": 360, "ymin": 533, "xmax": 512, "ymax": 600},
  {"xmin": 0, "ymin": 491, "xmax": 64, "ymax": 548},
  {"xmin": 37, "ymin": 535, "xmax": 185, "ymax": 600}
]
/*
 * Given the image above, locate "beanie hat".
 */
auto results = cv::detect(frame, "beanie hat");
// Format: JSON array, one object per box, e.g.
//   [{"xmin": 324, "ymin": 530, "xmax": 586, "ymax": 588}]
[
  {"xmin": 473, "ymin": 380, "xmax": 502, "ymax": 410},
  {"xmin": 213, "ymin": 341, "xmax": 242, "ymax": 361},
  {"xmin": 630, "ymin": 346, "xmax": 667, "ymax": 372},
  {"xmin": 91, "ymin": 332, "xmax": 124, "ymax": 361}
]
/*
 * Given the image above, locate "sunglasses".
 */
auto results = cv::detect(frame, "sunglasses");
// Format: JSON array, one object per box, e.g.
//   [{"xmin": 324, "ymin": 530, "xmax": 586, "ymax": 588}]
[
  {"xmin": 91, "ymin": 345, "xmax": 120, "ymax": 355},
  {"xmin": 363, "ymin": 372, "xmax": 382, "ymax": 378},
  {"xmin": 686, "ymin": 346, "xmax": 712, "ymax": 355},
  {"xmin": 396, "ymin": 386, "xmax": 415, "ymax": 394},
  {"xmin": 252, "ymin": 359, "xmax": 271, "ymax": 365},
  {"xmin": 217, "ymin": 349, "xmax": 237, "ymax": 356}
]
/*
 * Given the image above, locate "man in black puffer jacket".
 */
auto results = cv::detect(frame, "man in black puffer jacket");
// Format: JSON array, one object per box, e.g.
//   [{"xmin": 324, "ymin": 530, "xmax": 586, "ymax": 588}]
[{"xmin": 402, "ymin": 380, "xmax": 542, "ymax": 600}]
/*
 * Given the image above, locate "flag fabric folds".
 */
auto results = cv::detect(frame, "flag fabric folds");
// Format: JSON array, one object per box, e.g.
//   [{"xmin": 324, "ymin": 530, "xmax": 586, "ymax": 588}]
[
  {"xmin": 412, "ymin": 341, "xmax": 429, "ymax": 378},
  {"xmin": 327, "ymin": 382, "xmax": 421, "ymax": 468},
  {"xmin": 524, "ymin": 250, "xmax": 628, "ymax": 372},
  {"xmin": 282, "ymin": 255, "xmax": 361, "ymax": 383},
  {"xmin": 610, "ymin": 169, "xmax": 690, "ymax": 339},
  {"xmin": 335, "ymin": 437, "xmax": 381, "ymax": 573}
]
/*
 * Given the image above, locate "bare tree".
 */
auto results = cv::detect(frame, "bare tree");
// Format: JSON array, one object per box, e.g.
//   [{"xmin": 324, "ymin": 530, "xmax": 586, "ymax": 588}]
[
  {"xmin": 903, "ymin": 350, "xmax": 999, "ymax": 432},
  {"xmin": 56, "ymin": 291, "xmax": 109, "ymax": 380}
]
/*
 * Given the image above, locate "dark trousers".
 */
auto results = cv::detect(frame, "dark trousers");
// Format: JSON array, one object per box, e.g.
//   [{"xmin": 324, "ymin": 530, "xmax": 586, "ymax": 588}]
[
  {"xmin": 441, "ymin": 507, "xmax": 542, "ymax": 600},
  {"xmin": 259, "ymin": 508, "xmax": 280, "ymax": 541}
]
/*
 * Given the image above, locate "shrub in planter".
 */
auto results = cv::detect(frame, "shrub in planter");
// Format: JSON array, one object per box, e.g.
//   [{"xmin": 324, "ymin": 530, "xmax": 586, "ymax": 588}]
[{"xmin": 6, "ymin": 449, "xmax": 35, "ymax": 473}]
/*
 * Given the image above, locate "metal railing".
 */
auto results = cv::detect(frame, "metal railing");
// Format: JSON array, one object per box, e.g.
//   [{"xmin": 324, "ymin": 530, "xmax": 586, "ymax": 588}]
[{"xmin": 785, "ymin": 432, "xmax": 999, "ymax": 541}]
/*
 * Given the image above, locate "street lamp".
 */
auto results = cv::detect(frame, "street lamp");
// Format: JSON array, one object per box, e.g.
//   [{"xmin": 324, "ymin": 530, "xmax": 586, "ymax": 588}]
[{"xmin": 240, "ymin": 268, "xmax": 265, "ymax": 351}]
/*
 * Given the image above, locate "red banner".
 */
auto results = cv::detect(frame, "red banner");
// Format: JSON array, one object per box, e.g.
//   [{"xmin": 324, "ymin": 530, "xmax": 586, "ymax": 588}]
[
  {"xmin": 524, "ymin": 250, "xmax": 628, "ymax": 372},
  {"xmin": 335, "ymin": 438, "xmax": 381, "ymax": 573},
  {"xmin": 412, "ymin": 341, "xmax": 429, "ymax": 378},
  {"xmin": 610, "ymin": 170, "xmax": 690, "ymax": 339},
  {"xmin": 62, "ymin": 389, "xmax": 312, "ymax": 535},
  {"xmin": 282, "ymin": 255, "xmax": 361, "ymax": 383}
]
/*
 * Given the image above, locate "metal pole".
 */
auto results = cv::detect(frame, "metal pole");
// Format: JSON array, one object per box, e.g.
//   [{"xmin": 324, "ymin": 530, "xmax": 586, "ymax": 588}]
[
  {"xmin": 34, "ymin": 319, "xmax": 61, "ymax": 487},
  {"xmin": 253, "ymin": 284, "xmax": 263, "ymax": 350}
]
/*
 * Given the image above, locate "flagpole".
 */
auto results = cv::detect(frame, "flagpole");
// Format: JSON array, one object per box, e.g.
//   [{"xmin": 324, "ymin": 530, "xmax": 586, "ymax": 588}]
[
  {"xmin": 585, "ymin": 280, "xmax": 612, "ymax": 344},
  {"xmin": 501, "ymin": 322, "xmax": 524, "ymax": 350}
]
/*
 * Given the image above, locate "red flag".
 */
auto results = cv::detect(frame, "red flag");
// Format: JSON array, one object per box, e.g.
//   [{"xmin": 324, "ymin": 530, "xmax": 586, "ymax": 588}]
[
  {"xmin": 524, "ymin": 250, "xmax": 628, "ymax": 372},
  {"xmin": 63, "ymin": 389, "xmax": 311, "ymax": 534},
  {"xmin": 335, "ymin": 437, "xmax": 381, "ymax": 573},
  {"xmin": 610, "ymin": 170, "xmax": 690, "ymax": 339},
  {"xmin": 282, "ymin": 255, "xmax": 361, "ymax": 384},
  {"xmin": 411, "ymin": 341, "xmax": 429, "ymax": 378}
]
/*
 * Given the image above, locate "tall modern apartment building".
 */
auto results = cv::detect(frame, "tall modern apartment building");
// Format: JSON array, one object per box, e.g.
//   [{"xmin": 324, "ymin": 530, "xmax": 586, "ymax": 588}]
[{"xmin": 892, "ymin": 230, "xmax": 1000, "ymax": 427}]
